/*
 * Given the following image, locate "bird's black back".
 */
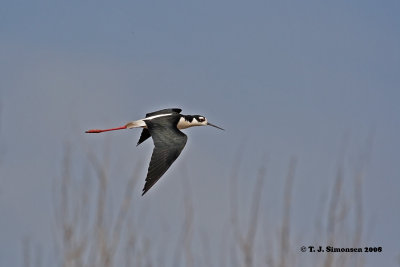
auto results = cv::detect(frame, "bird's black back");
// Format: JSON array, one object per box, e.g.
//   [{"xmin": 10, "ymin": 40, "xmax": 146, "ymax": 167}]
[
  {"xmin": 137, "ymin": 108, "xmax": 182, "ymax": 146},
  {"xmin": 145, "ymin": 108, "xmax": 182, "ymax": 117}
]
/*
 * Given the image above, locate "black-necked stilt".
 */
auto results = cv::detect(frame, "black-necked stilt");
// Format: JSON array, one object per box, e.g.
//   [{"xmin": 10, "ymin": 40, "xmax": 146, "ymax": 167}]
[{"xmin": 86, "ymin": 108, "xmax": 224, "ymax": 195}]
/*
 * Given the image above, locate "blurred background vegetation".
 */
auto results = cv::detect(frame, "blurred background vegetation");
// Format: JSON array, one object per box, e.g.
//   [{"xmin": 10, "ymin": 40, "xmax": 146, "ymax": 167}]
[{"xmin": 17, "ymin": 137, "xmax": 371, "ymax": 267}]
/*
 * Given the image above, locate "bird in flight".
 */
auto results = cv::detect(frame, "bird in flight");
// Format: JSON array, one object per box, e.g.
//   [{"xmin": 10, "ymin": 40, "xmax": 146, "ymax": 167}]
[{"xmin": 85, "ymin": 108, "xmax": 224, "ymax": 195}]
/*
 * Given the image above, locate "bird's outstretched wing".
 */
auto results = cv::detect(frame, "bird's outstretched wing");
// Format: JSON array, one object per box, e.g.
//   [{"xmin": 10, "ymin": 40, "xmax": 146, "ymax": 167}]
[
  {"xmin": 137, "ymin": 108, "xmax": 182, "ymax": 146},
  {"xmin": 142, "ymin": 115, "xmax": 187, "ymax": 195}
]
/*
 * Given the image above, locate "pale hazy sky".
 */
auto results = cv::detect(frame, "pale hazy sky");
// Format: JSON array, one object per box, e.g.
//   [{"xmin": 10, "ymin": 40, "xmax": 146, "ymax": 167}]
[{"xmin": 1, "ymin": 1, "xmax": 399, "ymax": 266}]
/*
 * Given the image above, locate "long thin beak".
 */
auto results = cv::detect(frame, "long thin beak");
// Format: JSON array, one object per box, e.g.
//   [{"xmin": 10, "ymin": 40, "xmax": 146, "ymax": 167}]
[{"xmin": 207, "ymin": 122, "xmax": 224, "ymax": 130}]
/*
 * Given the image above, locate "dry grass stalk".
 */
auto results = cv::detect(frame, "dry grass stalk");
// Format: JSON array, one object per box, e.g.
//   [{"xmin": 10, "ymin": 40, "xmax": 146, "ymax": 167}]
[{"xmin": 278, "ymin": 157, "xmax": 297, "ymax": 267}]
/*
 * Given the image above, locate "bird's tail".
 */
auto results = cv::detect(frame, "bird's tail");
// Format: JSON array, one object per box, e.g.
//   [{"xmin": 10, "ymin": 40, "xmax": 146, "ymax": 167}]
[{"xmin": 125, "ymin": 119, "xmax": 146, "ymax": 129}]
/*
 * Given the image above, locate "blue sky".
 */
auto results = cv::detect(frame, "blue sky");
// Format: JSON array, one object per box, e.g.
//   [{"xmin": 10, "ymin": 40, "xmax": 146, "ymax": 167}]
[{"xmin": 1, "ymin": 0, "xmax": 399, "ymax": 266}]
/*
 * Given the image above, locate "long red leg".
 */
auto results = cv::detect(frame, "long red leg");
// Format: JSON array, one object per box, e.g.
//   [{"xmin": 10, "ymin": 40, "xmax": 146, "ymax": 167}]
[{"xmin": 85, "ymin": 125, "xmax": 127, "ymax": 133}]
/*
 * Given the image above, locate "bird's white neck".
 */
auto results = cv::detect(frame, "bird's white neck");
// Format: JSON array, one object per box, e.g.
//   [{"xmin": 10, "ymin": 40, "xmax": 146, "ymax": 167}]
[{"xmin": 177, "ymin": 116, "xmax": 201, "ymax": 129}]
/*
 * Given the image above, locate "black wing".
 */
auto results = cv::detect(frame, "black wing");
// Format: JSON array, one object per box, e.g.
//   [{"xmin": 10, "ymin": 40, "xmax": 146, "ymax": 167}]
[
  {"xmin": 137, "ymin": 108, "xmax": 182, "ymax": 146},
  {"xmin": 142, "ymin": 115, "xmax": 187, "ymax": 195},
  {"xmin": 137, "ymin": 129, "xmax": 151, "ymax": 146}
]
